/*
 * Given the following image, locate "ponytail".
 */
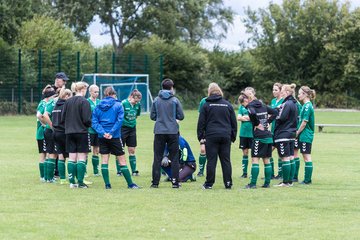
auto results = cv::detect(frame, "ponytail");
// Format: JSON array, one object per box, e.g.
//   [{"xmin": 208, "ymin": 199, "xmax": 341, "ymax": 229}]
[{"xmin": 300, "ymin": 86, "xmax": 316, "ymax": 100}]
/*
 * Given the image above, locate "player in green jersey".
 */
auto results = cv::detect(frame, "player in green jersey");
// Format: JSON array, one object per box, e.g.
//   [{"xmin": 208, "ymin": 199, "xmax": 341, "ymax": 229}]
[
  {"xmin": 296, "ymin": 86, "xmax": 316, "ymax": 185},
  {"xmin": 36, "ymin": 85, "xmax": 57, "ymax": 182},
  {"xmin": 237, "ymin": 101, "xmax": 253, "ymax": 178},
  {"xmin": 270, "ymin": 82, "xmax": 284, "ymax": 179},
  {"xmin": 196, "ymin": 97, "xmax": 207, "ymax": 177},
  {"xmin": 121, "ymin": 89, "xmax": 142, "ymax": 176},
  {"xmin": 87, "ymin": 84, "xmax": 101, "ymax": 176},
  {"xmin": 293, "ymin": 98, "xmax": 302, "ymax": 182}
]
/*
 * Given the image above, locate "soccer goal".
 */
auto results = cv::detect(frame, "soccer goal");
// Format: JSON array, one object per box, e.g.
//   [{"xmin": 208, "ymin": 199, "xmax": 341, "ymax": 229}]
[{"xmin": 81, "ymin": 73, "xmax": 153, "ymax": 113}]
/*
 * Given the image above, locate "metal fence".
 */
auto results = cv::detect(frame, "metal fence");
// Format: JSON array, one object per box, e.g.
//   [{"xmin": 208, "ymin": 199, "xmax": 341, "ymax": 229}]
[{"xmin": 0, "ymin": 49, "xmax": 163, "ymax": 114}]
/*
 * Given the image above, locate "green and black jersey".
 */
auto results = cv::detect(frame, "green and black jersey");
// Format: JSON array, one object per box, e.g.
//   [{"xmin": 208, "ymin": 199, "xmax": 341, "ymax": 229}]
[
  {"xmin": 299, "ymin": 101, "xmax": 315, "ymax": 143},
  {"xmin": 121, "ymin": 99, "xmax": 141, "ymax": 128},
  {"xmin": 238, "ymin": 105, "xmax": 253, "ymax": 138},
  {"xmin": 36, "ymin": 100, "xmax": 47, "ymax": 140},
  {"xmin": 45, "ymin": 98, "xmax": 57, "ymax": 129},
  {"xmin": 270, "ymin": 97, "xmax": 284, "ymax": 133},
  {"xmin": 87, "ymin": 97, "xmax": 100, "ymax": 134}
]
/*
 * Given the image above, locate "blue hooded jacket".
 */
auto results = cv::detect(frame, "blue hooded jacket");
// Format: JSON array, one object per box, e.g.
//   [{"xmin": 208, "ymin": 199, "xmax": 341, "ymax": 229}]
[{"xmin": 92, "ymin": 96, "xmax": 124, "ymax": 138}]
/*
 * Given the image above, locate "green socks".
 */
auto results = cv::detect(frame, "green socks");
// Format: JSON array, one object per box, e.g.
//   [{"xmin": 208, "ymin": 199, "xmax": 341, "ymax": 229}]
[
  {"xmin": 277, "ymin": 158, "xmax": 282, "ymax": 177},
  {"xmin": 290, "ymin": 159, "xmax": 295, "ymax": 181},
  {"xmin": 101, "ymin": 164, "xmax": 110, "ymax": 185},
  {"xmin": 44, "ymin": 159, "xmax": 49, "ymax": 180},
  {"xmin": 47, "ymin": 158, "xmax": 56, "ymax": 181},
  {"xmin": 67, "ymin": 161, "xmax": 77, "ymax": 184},
  {"xmin": 77, "ymin": 160, "xmax": 86, "ymax": 184},
  {"xmin": 129, "ymin": 155, "xmax": 137, "ymax": 173},
  {"xmin": 264, "ymin": 163, "xmax": 272, "ymax": 184},
  {"xmin": 120, "ymin": 165, "xmax": 133, "ymax": 186},
  {"xmin": 58, "ymin": 160, "xmax": 66, "ymax": 180},
  {"xmin": 116, "ymin": 159, "xmax": 121, "ymax": 173},
  {"xmin": 198, "ymin": 154, "xmax": 207, "ymax": 174},
  {"xmin": 304, "ymin": 161, "xmax": 313, "ymax": 183},
  {"xmin": 270, "ymin": 158, "xmax": 274, "ymax": 176},
  {"xmin": 250, "ymin": 163, "xmax": 259, "ymax": 185},
  {"xmin": 282, "ymin": 160, "xmax": 291, "ymax": 183},
  {"xmin": 242, "ymin": 156, "xmax": 249, "ymax": 174},
  {"xmin": 39, "ymin": 162, "xmax": 45, "ymax": 178},
  {"xmin": 294, "ymin": 157, "xmax": 300, "ymax": 179},
  {"xmin": 92, "ymin": 155, "xmax": 100, "ymax": 174}
]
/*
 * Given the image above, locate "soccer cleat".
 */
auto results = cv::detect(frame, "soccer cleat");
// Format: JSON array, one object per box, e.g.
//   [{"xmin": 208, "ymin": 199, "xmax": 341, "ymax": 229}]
[
  {"xmin": 132, "ymin": 171, "xmax": 140, "ymax": 176},
  {"xmin": 202, "ymin": 184, "xmax": 212, "ymax": 190},
  {"xmin": 47, "ymin": 178, "xmax": 56, "ymax": 183},
  {"xmin": 172, "ymin": 183, "xmax": 181, "ymax": 188},
  {"xmin": 94, "ymin": 173, "xmax": 101, "ymax": 177},
  {"xmin": 116, "ymin": 172, "xmax": 123, "ymax": 177},
  {"xmin": 240, "ymin": 173, "xmax": 248, "ymax": 178},
  {"xmin": 273, "ymin": 175, "xmax": 282, "ymax": 180},
  {"xmin": 288, "ymin": 182, "xmax": 294, "ymax": 187},
  {"xmin": 60, "ymin": 179, "xmax": 67, "ymax": 185},
  {"xmin": 128, "ymin": 183, "xmax": 140, "ymax": 189},
  {"xmin": 261, "ymin": 183, "xmax": 270, "ymax": 188},
  {"xmin": 245, "ymin": 184, "xmax": 257, "ymax": 189},
  {"xmin": 273, "ymin": 182, "xmax": 290, "ymax": 187},
  {"xmin": 197, "ymin": 172, "xmax": 204, "ymax": 177},
  {"xmin": 300, "ymin": 181, "xmax": 312, "ymax": 185},
  {"xmin": 78, "ymin": 183, "xmax": 89, "ymax": 188},
  {"xmin": 69, "ymin": 183, "xmax": 78, "ymax": 189},
  {"xmin": 150, "ymin": 184, "xmax": 159, "ymax": 188},
  {"xmin": 105, "ymin": 184, "xmax": 112, "ymax": 189},
  {"xmin": 40, "ymin": 177, "xmax": 46, "ymax": 183}
]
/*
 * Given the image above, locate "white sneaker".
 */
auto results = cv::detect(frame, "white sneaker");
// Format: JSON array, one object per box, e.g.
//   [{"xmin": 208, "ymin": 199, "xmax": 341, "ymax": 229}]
[
  {"xmin": 70, "ymin": 183, "xmax": 78, "ymax": 189},
  {"xmin": 40, "ymin": 177, "xmax": 46, "ymax": 183},
  {"xmin": 273, "ymin": 182, "xmax": 290, "ymax": 187}
]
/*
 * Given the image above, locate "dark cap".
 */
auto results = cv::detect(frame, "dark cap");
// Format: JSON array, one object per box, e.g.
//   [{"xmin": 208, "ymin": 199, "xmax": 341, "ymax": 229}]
[{"xmin": 55, "ymin": 72, "xmax": 69, "ymax": 81}]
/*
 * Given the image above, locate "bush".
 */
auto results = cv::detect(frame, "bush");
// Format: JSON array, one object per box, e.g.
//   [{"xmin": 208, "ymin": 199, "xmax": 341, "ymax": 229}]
[
  {"xmin": 315, "ymin": 93, "xmax": 360, "ymax": 109},
  {"xmin": 0, "ymin": 101, "xmax": 38, "ymax": 115}
]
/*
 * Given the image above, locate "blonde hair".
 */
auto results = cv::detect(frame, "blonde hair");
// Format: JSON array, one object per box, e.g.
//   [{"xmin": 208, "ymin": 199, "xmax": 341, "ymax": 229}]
[
  {"xmin": 244, "ymin": 87, "xmax": 256, "ymax": 101},
  {"xmin": 282, "ymin": 83, "xmax": 296, "ymax": 96},
  {"xmin": 59, "ymin": 88, "xmax": 72, "ymax": 99},
  {"xmin": 71, "ymin": 82, "xmax": 89, "ymax": 93},
  {"xmin": 300, "ymin": 86, "xmax": 316, "ymax": 100},
  {"xmin": 273, "ymin": 82, "xmax": 282, "ymax": 90},
  {"xmin": 207, "ymin": 82, "xmax": 223, "ymax": 97},
  {"xmin": 89, "ymin": 84, "xmax": 99, "ymax": 93}
]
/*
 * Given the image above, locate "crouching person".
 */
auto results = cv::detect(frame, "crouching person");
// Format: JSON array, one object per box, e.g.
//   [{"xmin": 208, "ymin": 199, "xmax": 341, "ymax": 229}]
[
  {"xmin": 161, "ymin": 135, "xmax": 197, "ymax": 182},
  {"xmin": 92, "ymin": 87, "xmax": 139, "ymax": 189}
]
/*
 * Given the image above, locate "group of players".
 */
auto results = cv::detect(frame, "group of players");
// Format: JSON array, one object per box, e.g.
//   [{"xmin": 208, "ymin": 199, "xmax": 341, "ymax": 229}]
[
  {"xmin": 35, "ymin": 72, "xmax": 315, "ymax": 189},
  {"xmin": 236, "ymin": 83, "xmax": 315, "ymax": 188}
]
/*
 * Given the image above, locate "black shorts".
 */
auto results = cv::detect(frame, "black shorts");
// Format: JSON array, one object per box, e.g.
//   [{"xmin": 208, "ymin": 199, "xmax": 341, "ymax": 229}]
[
  {"xmin": 99, "ymin": 138, "xmax": 125, "ymax": 156},
  {"xmin": 121, "ymin": 126, "xmax": 137, "ymax": 147},
  {"xmin": 37, "ymin": 139, "xmax": 47, "ymax": 153},
  {"xmin": 89, "ymin": 133, "xmax": 99, "ymax": 147},
  {"xmin": 66, "ymin": 133, "xmax": 91, "ymax": 153},
  {"xmin": 300, "ymin": 142, "xmax": 312, "ymax": 154},
  {"xmin": 251, "ymin": 140, "xmax": 272, "ymax": 158},
  {"xmin": 44, "ymin": 128, "xmax": 57, "ymax": 154},
  {"xmin": 275, "ymin": 141, "xmax": 292, "ymax": 158},
  {"xmin": 53, "ymin": 131, "xmax": 68, "ymax": 158},
  {"xmin": 239, "ymin": 137, "xmax": 253, "ymax": 149},
  {"xmin": 294, "ymin": 138, "xmax": 299, "ymax": 149}
]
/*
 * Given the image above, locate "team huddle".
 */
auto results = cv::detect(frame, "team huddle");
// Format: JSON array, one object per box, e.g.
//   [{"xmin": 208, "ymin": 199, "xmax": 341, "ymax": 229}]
[{"xmin": 35, "ymin": 73, "xmax": 315, "ymax": 190}]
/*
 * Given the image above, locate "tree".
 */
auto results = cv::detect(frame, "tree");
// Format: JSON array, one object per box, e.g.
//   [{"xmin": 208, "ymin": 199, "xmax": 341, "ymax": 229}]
[
  {"xmin": 52, "ymin": 0, "xmax": 234, "ymax": 53},
  {"xmin": 243, "ymin": 0, "xmax": 355, "ymax": 104}
]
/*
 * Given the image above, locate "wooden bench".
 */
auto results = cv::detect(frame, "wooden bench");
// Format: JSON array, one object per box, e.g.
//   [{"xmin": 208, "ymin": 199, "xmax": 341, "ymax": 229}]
[{"xmin": 315, "ymin": 124, "xmax": 360, "ymax": 132}]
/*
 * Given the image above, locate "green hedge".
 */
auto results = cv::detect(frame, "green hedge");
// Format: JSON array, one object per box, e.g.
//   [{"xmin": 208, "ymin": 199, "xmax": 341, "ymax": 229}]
[{"xmin": 0, "ymin": 101, "xmax": 38, "ymax": 115}]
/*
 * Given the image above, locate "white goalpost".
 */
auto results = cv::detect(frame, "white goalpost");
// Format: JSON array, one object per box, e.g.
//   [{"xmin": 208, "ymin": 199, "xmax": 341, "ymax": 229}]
[{"xmin": 81, "ymin": 73, "xmax": 153, "ymax": 113}]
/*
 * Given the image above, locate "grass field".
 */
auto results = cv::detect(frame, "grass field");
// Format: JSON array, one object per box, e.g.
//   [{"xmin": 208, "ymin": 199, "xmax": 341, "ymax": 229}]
[{"xmin": 0, "ymin": 110, "xmax": 359, "ymax": 239}]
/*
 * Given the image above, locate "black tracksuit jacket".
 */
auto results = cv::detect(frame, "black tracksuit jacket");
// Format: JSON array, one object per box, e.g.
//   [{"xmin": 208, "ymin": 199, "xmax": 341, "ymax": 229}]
[
  {"xmin": 273, "ymin": 95, "xmax": 298, "ymax": 142},
  {"xmin": 247, "ymin": 99, "xmax": 278, "ymax": 139},
  {"xmin": 197, "ymin": 94, "xmax": 237, "ymax": 142},
  {"xmin": 61, "ymin": 96, "xmax": 92, "ymax": 134},
  {"xmin": 52, "ymin": 99, "xmax": 66, "ymax": 133}
]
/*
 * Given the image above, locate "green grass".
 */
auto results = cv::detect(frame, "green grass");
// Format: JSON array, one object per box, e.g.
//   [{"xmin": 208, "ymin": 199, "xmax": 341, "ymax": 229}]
[{"xmin": 0, "ymin": 110, "xmax": 359, "ymax": 239}]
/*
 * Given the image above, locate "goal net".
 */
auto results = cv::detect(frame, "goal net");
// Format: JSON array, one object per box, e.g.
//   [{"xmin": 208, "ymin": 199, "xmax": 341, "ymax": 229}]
[{"xmin": 81, "ymin": 73, "xmax": 153, "ymax": 113}]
